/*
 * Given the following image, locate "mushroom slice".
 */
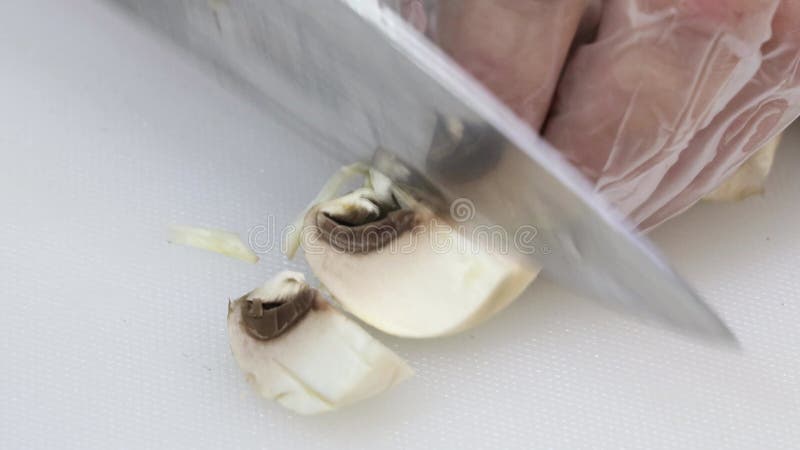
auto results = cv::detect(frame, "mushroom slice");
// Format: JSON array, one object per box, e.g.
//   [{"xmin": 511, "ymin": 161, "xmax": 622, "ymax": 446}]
[
  {"xmin": 301, "ymin": 187, "xmax": 540, "ymax": 338},
  {"xmin": 168, "ymin": 225, "xmax": 258, "ymax": 263},
  {"xmin": 227, "ymin": 271, "xmax": 413, "ymax": 415},
  {"xmin": 704, "ymin": 134, "xmax": 780, "ymax": 202}
]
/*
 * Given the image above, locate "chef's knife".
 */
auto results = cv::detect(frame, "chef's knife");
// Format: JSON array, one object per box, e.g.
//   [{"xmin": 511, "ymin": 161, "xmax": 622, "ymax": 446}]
[{"xmin": 112, "ymin": 0, "xmax": 735, "ymax": 342}]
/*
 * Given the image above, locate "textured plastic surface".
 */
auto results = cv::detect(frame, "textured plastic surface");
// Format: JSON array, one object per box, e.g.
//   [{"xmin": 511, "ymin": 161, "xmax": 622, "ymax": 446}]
[{"xmin": 1, "ymin": 1, "xmax": 799, "ymax": 449}]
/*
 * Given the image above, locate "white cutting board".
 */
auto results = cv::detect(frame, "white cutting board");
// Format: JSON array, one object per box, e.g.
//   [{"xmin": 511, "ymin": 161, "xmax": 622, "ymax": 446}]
[{"xmin": 1, "ymin": 1, "xmax": 798, "ymax": 449}]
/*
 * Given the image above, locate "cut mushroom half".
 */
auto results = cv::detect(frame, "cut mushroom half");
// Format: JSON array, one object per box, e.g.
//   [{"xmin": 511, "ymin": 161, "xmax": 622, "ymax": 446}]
[
  {"xmin": 297, "ymin": 169, "xmax": 540, "ymax": 338},
  {"xmin": 227, "ymin": 271, "xmax": 413, "ymax": 415}
]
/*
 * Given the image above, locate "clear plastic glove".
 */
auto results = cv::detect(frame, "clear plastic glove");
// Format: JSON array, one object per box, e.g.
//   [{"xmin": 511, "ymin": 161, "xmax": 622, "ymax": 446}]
[
  {"xmin": 398, "ymin": 0, "xmax": 800, "ymax": 230},
  {"xmin": 631, "ymin": 0, "xmax": 800, "ymax": 229},
  {"xmin": 434, "ymin": 0, "xmax": 586, "ymax": 129}
]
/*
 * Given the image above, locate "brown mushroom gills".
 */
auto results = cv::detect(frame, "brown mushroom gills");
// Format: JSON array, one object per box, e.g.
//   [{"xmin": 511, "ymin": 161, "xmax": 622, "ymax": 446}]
[
  {"xmin": 238, "ymin": 288, "xmax": 317, "ymax": 341},
  {"xmin": 314, "ymin": 208, "xmax": 418, "ymax": 254}
]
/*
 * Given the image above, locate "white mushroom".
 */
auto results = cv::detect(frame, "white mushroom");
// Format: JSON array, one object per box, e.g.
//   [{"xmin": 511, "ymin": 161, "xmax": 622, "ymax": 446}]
[
  {"xmin": 298, "ymin": 171, "xmax": 540, "ymax": 338},
  {"xmin": 227, "ymin": 271, "xmax": 413, "ymax": 415}
]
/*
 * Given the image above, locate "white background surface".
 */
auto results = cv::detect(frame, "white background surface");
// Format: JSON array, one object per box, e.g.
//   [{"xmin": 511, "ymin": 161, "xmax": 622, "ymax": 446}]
[{"xmin": 1, "ymin": 1, "xmax": 799, "ymax": 449}]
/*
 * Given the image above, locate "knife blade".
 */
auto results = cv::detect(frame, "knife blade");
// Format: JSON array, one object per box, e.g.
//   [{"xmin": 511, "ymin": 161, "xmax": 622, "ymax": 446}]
[{"xmin": 112, "ymin": 0, "xmax": 735, "ymax": 342}]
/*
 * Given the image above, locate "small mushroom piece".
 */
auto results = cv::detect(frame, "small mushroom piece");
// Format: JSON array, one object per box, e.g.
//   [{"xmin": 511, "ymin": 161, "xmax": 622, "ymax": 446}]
[
  {"xmin": 227, "ymin": 271, "xmax": 413, "ymax": 415},
  {"xmin": 168, "ymin": 225, "xmax": 258, "ymax": 263},
  {"xmin": 301, "ymin": 189, "xmax": 540, "ymax": 338},
  {"xmin": 704, "ymin": 134, "xmax": 780, "ymax": 202}
]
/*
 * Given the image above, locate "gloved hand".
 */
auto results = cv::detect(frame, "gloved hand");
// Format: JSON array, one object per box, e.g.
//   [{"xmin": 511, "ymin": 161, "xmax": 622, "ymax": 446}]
[{"xmin": 398, "ymin": 0, "xmax": 800, "ymax": 230}]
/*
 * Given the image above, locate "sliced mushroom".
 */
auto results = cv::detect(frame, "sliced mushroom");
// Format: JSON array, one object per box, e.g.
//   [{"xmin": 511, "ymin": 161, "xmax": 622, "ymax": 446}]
[
  {"xmin": 299, "ymin": 173, "xmax": 540, "ymax": 338},
  {"xmin": 168, "ymin": 225, "xmax": 258, "ymax": 263},
  {"xmin": 227, "ymin": 271, "xmax": 413, "ymax": 415}
]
